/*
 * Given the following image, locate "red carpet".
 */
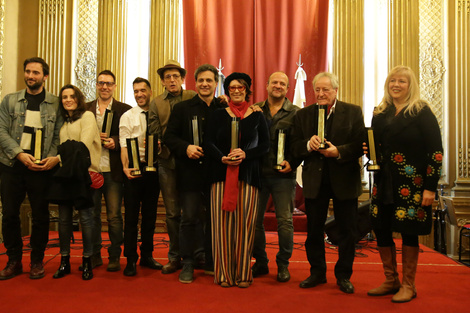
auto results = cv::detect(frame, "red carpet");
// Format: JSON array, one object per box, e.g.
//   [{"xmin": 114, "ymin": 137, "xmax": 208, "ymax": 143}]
[{"xmin": 1, "ymin": 232, "xmax": 469, "ymax": 313}]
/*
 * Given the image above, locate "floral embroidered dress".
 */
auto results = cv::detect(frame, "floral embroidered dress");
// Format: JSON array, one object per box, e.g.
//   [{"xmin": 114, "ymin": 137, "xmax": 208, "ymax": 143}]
[{"xmin": 370, "ymin": 104, "xmax": 443, "ymax": 235}]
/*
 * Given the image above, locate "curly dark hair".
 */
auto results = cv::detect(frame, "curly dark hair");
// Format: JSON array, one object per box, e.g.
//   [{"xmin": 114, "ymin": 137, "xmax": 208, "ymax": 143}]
[{"xmin": 59, "ymin": 84, "xmax": 87, "ymax": 122}]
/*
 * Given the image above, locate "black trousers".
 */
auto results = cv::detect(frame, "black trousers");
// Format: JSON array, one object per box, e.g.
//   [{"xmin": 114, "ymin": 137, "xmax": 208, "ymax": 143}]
[
  {"xmin": 0, "ymin": 162, "xmax": 52, "ymax": 263},
  {"xmin": 123, "ymin": 169, "xmax": 159, "ymax": 260},
  {"xmin": 304, "ymin": 183, "xmax": 358, "ymax": 280}
]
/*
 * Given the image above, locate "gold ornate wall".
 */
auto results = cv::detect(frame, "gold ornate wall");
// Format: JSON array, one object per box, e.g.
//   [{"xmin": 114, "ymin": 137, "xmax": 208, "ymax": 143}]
[
  {"xmin": 74, "ymin": 0, "xmax": 98, "ymax": 102},
  {"xmin": 149, "ymin": 0, "xmax": 180, "ymax": 96},
  {"xmin": 418, "ymin": 0, "xmax": 446, "ymax": 128},
  {"xmin": 332, "ymin": 0, "xmax": 364, "ymax": 107}
]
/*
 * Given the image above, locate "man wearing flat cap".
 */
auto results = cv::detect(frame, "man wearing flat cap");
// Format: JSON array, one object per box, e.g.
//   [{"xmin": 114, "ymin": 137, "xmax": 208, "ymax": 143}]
[{"xmin": 148, "ymin": 60, "xmax": 196, "ymax": 274}]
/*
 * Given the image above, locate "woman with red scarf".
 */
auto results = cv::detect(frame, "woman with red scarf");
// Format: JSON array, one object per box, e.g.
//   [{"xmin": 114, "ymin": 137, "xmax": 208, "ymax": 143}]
[{"xmin": 205, "ymin": 73, "xmax": 269, "ymax": 288}]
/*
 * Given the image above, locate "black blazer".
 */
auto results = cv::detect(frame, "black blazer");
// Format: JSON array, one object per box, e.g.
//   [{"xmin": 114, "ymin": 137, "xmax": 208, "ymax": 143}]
[
  {"xmin": 164, "ymin": 95, "xmax": 226, "ymax": 192},
  {"xmin": 86, "ymin": 98, "xmax": 131, "ymax": 182},
  {"xmin": 291, "ymin": 100, "xmax": 365, "ymax": 200}
]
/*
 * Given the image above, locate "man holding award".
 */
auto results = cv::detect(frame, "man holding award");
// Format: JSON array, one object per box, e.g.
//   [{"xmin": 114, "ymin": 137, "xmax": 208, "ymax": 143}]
[
  {"xmin": 119, "ymin": 77, "xmax": 162, "ymax": 276},
  {"xmin": 291, "ymin": 72, "xmax": 365, "ymax": 294},
  {"xmin": 0, "ymin": 57, "xmax": 62, "ymax": 280},
  {"xmin": 87, "ymin": 70, "xmax": 131, "ymax": 272},
  {"xmin": 148, "ymin": 61, "xmax": 196, "ymax": 274},
  {"xmin": 252, "ymin": 72, "xmax": 300, "ymax": 283},
  {"xmin": 164, "ymin": 64, "xmax": 226, "ymax": 283}
]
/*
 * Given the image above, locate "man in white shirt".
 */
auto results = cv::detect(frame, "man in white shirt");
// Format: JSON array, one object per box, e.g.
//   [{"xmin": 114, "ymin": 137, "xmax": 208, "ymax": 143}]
[{"xmin": 119, "ymin": 77, "xmax": 162, "ymax": 276}]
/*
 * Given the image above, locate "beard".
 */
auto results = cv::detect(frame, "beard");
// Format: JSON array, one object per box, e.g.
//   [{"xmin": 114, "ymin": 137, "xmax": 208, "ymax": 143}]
[{"xmin": 25, "ymin": 78, "xmax": 43, "ymax": 91}]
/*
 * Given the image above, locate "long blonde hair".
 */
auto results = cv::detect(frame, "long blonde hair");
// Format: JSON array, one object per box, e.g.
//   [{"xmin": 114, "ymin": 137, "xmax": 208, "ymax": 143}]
[{"xmin": 374, "ymin": 65, "xmax": 428, "ymax": 116}]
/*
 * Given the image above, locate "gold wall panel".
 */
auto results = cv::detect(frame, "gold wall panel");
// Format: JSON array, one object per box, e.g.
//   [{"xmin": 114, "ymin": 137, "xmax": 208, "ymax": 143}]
[
  {"xmin": 388, "ymin": 0, "xmax": 419, "ymax": 73},
  {"xmin": 332, "ymin": 0, "xmax": 364, "ymax": 108},
  {"xmin": 97, "ymin": 0, "xmax": 128, "ymax": 102},
  {"xmin": 38, "ymin": 0, "xmax": 69, "ymax": 96},
  {"xmin": 449, "ymin": 0, "xmax": 470, "ymax": 194},
  {"xmin": 149, "ymin": 0, "xmax": 180, "ymax": 96}
]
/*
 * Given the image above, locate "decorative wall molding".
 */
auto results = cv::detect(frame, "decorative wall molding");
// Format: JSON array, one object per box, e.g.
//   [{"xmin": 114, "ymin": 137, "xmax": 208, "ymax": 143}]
[
  {"xmin": 74, "ymin": 0, "xmax": 98, "ymax": 102},
  {"xmin": 419, "ymin": 0, "xmax": 446, "ymax": 129}
]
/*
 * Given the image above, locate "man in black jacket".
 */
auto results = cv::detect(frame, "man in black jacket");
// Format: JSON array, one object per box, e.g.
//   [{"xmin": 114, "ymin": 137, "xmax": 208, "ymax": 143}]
[
  {"xmin": 291, "ymin": 72, "xmax": 365, "ymax": 294},
  {"xmin": 164, "ymin": 64, "xmax": 226, "ymax": 283},
  {"xmin": 252, "ymin": 72, "xmax": 299, "ymax": 283},
  {"xmin": 86, "ymin": 70, "xmax": 131, "ymax": 272}
]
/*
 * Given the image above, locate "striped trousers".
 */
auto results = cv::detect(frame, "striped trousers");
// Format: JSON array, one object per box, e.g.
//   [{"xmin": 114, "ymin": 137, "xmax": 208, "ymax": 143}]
[{"xmin": 211, "ymin": 181, "xmax": 259, "ymax": 286}]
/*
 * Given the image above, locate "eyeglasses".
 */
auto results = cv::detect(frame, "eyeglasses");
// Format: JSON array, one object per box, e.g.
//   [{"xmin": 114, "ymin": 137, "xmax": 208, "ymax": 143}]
[
  {"xmin": 164, "ymin": 74, "xmax": 181, "ymax": 81},
  {"xmin": 97, "ymin": 81, "xmax": 116, "ymax": 87},
  {"xmin": 228, "ymin": 85, "xmax": 246, "ymax": 92}
]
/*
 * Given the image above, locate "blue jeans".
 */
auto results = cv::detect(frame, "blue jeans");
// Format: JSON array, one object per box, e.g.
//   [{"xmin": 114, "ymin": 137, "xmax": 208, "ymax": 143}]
[
  {"xmin": 179, "ymin": 191, "xmax": 205, "ymax": 265},
  {"xmin": 58, "ymin": 205, "xmax": 94, "ymax": 257},
  {"xmin": 92, "ymin": 172, "xmax": 123, "ymax": 259},
  {"xmin": 158, "ymin": 164, "xmax": 181, "ymax": 261},
  {"xmin": 253, "ymin": 176, "xmax": 295, "ymax": 266}
]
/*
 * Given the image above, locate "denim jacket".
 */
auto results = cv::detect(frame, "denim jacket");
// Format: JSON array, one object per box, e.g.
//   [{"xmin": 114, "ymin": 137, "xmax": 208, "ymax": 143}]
[{"xmin": 0, "ymin": 89, "xmax": 63, "ymax": 167}]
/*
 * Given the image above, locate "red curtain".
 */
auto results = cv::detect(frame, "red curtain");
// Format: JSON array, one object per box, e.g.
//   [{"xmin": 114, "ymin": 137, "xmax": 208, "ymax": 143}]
[{"xmin": 183, "ymin": 0, "xmax": 328, "ymax": 104}]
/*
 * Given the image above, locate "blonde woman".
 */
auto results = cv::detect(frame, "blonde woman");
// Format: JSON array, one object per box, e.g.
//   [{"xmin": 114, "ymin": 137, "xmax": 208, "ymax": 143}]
[{"xmin": 367, "ymin": 66, "xmax": 443, "ymax": 302}]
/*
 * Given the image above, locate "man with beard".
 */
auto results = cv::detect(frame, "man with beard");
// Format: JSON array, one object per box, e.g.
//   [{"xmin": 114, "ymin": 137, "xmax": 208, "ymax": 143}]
[
  {"xmin": 119, "ymin": 77, "xmax": 162, "ymax": 276},
  {"xmin": 148, "ymin": 61, "xmax": 196, "ymax": 274},
  {"xmin": 252, "ymin": 72, "xmax": 300, "ymax": 283},
  {"xmin": 87, "ymin": 70, "xmax": 131, "ymax": 272},
  {"xmin": 164, "ymin": 64, "xmax": 226, "ymax": 283},
  {"xmin": 0, "ymin": 57, "xmax": 62, "ymax": 280}
]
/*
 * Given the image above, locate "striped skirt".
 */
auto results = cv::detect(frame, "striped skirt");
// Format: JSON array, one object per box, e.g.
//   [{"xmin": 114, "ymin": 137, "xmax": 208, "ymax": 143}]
[{"xmin": 211, "ymin": 181, "xmax": 259, "ymax": 286}]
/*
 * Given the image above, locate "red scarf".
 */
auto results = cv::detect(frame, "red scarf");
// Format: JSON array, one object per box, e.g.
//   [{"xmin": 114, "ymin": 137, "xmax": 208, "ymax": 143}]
[{"xmin": 222, "ymin": 101, "xmax": 250, "ymax": 212}]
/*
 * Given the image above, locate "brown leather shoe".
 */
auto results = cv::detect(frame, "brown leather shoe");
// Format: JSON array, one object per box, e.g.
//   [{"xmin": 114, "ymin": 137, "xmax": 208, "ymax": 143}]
[
  {"xmin": 161, "ymin": 260, "xmax": 182, "ymax": 274},
  {"xmin": 30, "ymin": 262, "xmax": 45, "ymax": 279},
  {"xmin": 0, "ymin": 261, "xmax": 23, "ymax": 280},
  {"xmin": 107, "ymin": 257, "xmax": 121, "ymax": 272}
]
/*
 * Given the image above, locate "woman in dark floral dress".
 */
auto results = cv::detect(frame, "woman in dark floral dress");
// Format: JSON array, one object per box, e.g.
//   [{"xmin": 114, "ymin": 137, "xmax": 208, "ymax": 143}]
[{"xmin": 367, "ymin": 66, "xmax": 443, "ymax": 303}]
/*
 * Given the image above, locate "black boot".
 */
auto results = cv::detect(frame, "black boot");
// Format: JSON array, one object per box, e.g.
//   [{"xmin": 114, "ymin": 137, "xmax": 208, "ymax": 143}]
[
  {"xmin": 53, "ymin": 255, "xmax": 71, "ymax": 279},
  {"xmin": 82, "ymin": 257, "xmax": 93, "ymax": 280}
]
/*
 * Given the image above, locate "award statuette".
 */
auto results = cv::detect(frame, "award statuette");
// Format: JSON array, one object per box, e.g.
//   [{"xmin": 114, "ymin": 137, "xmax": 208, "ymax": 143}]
[
  {"xmin": 230, "ymin": 117, "xmax": 239, "ymax": 160},
  {"xmin": 192, "ymin": 116, "xmax": 200, "ymax": 146},
  {"xmin": 33, "ymin": 128, "xmax": 43, "ymax": 164},
  {"xmin": 102, "ymin": 109, "xmax": 114, "ymax": 144},
  {"xmin": 274, "ymin": 129, "xmax": 286, "ymax": 170},
  {"xmin": 317, "ymin": 105, "xmax": 327, "ymax": 149},
  {"xmin": 366, "ymin": 127, "xmax": 380, "ymax": 171},
  {"xmin": 126, "ymin": 138, "xmax": 141, "ymax": 176},
  {"xmin": 145, "ymin": 134, "xmax": 157, "ymax": 172}
]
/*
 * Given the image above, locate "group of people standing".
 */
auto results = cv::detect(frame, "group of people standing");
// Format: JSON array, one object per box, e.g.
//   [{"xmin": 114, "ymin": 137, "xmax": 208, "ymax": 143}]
[{"xmin": 0, "ymin": 57, "xmax": 442, "ymax": 303}]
